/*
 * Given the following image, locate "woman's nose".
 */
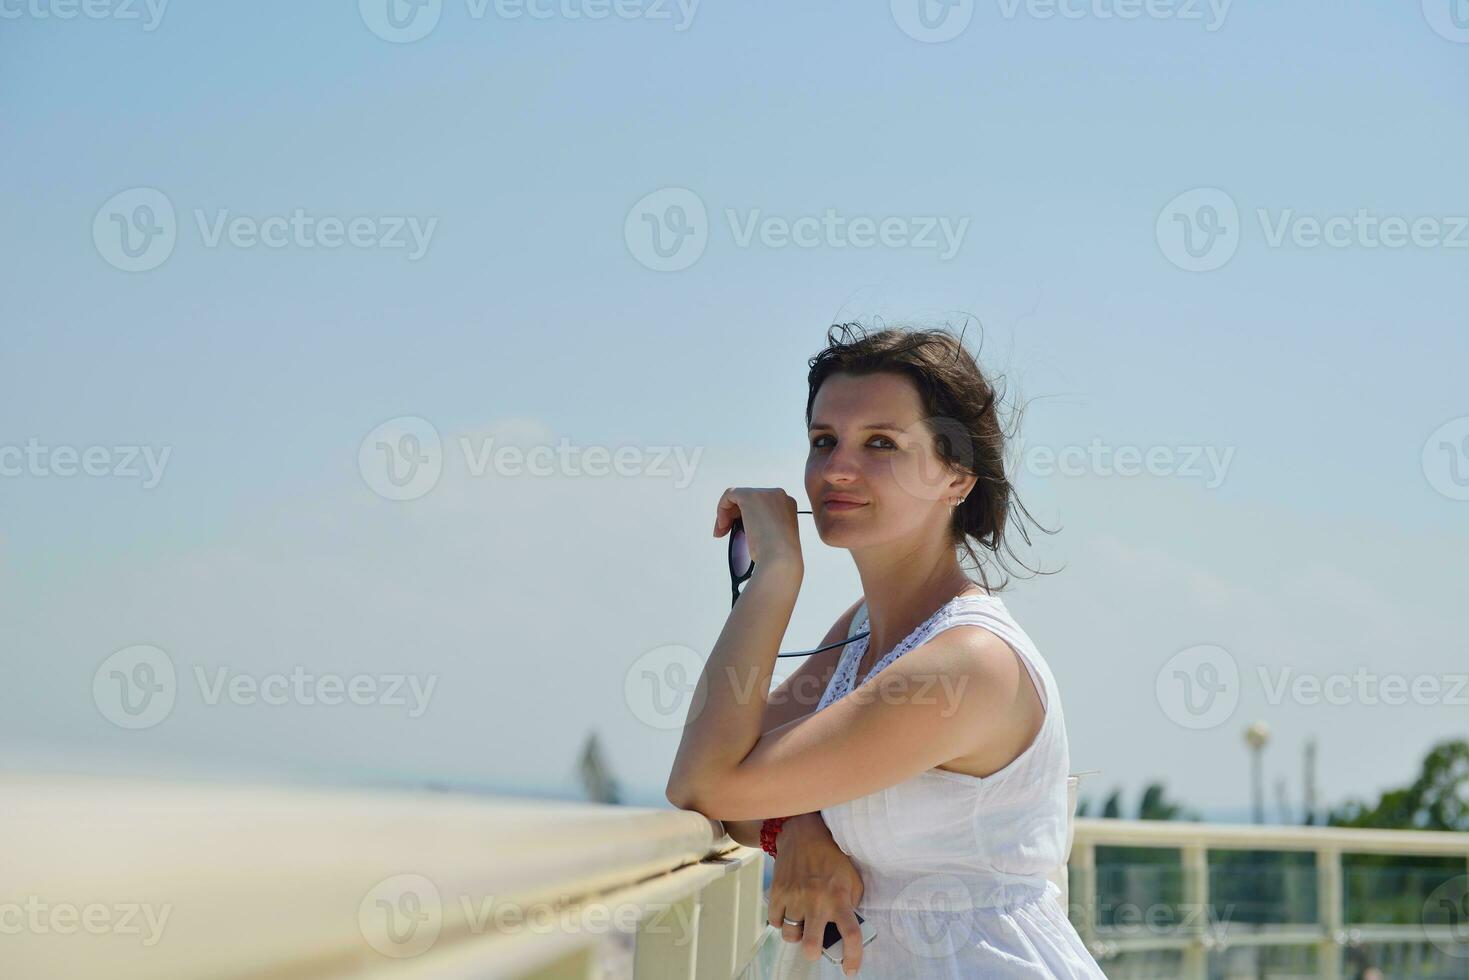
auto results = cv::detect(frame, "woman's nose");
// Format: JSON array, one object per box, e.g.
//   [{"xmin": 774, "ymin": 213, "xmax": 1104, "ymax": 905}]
[{"xmin": 820, "ymin": 445, "xmax": 864, "ymax": 480}]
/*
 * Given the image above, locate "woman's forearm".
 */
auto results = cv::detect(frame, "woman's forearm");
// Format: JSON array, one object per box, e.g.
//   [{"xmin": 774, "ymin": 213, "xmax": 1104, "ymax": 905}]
[
  {"xmin": 666, "ymin": 561, "xmax": 803, "ymax": 806},
  {"xmin": 724, "ymin": 819, "xmax": 766, "ymax": 848}
]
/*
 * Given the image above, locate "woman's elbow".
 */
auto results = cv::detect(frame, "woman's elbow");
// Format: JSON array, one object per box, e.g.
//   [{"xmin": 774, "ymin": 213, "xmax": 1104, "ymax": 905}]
[
  {"xmin": 667, "ymin": 781, "xmax": 735, "ymax": 818},
  {"xmin": 665, "ymin": 777, "xmax": 705, "ymax": 812}
]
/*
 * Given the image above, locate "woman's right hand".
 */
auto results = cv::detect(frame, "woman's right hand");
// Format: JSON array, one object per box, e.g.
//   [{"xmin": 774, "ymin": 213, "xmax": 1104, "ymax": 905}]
[{"xmin": 765, "ymin": 813, "xmax": 867, "ymax": 975}]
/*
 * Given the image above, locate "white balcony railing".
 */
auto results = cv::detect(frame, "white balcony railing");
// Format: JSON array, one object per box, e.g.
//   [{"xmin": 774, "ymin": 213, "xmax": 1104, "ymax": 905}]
[
  {"xmin": 14, "ymin": 771, "xmax": 1466, "ymax": 979},
  {"xmin": 1069, "ymin": 817, "xmax": 1469, "ymax": 979},
  {"xmin": 4, "ymin": 772, "xmax": 768, "ymax": 980}
]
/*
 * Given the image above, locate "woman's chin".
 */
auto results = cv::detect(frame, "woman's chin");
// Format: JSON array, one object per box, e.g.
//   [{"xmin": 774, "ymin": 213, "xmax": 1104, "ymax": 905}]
[{"xmin": 816, "ymin": 516, "xmax": 870, "ymax": 545}]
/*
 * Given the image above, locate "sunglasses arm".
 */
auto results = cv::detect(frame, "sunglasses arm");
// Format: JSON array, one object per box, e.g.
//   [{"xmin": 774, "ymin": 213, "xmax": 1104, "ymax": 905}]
[{"xmin": 773, "ymin": 630, "xmax": 870, "ymax": 658}]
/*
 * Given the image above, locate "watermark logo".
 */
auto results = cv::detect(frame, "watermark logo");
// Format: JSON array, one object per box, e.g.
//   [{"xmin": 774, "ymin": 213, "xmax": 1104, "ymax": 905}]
[
  {"xmin": 0, "ymin": 0, "xmax": 169, "ymax": 31},
  {"xmin": 93, "ymin": 647, "xmax": 439, "ymax": 730},
  {"xmin": 872, "ymin": 417, "xmax": 1236, "ymax": 504},
  {"xmin": 360, "ymin": 0, "xmax": 442, "ymax": 42},
  {"xmin": 1156, "ymin": 187, "xmax": 1239, "ymax": 273},
  {"xmin": 93, "ymin": 188, "xmax": 438, "ymax": 271},
  {"xmin": 93, "ymin": 187, "xmax": 177, "ymax": 272},
  {"xmin": 625, "ymin": 187, "xmax": 709, "ymax": 272},
  {"xmin": 1422, "ymin": 416, "xmax": 1469, "ymax": 501},
  {"xmin": 876, "ymin": 414, "xmax": 981, "ymax": 508},
  {"xmin": 1422, "ymin": 0, "xmax": 1469, "ymax": 43},
  {"xmin": 629, "ymin": 645, "xmax": 974, "ymax": 734},
  {"xmin": 1423, "ymin": 875, "xmax": 1469, "ymax": 957},
  {"xmin": 358, "ymin": 416, "xmax": 444, "ymax": 501},
  {"xmin": 996, "ymin": 0, "xmax": 1231, "ymax": 30},
  {"xmin": 891, "ymin": 0, "xmax": 974, "ymax": 43},
  {"xmin": 1159, "ymin": 187, "xmax": 1469, "ymax": 272},
  {"xmin": 358, "ymin": 417, "xmax": 703, "ymax": 500},
  {"xmin": 625, "ymin": 188, "xmax": 971, "ymax": 271},
  {"xmin": 889, "ymin": 874, "xmax": 979, "ymax": 958},
  {"xmin": 1155, "ymin": 644, "xmax": 1239, "ymax": 730},
  {"xmin": 93, "ymin": 645, "xmax": 177, "ymax": 730},
  {"xmin": 459, "ymin": 435, "xmax": 701, "ymax": 485},
  {"xmin": 1158, "ymin": 646, "xmax": 1466, "ymax": 728},
  {"xmin": 360, "ymin": 874, "xmax": 443, "ymax": 958},
  {"xmin": 360, "ymin": 0, "xmax": 698, "ymax": 42},
  {"xmin": 625, "ymin": 644, "xmax": 706, "ymax": 730},
  {"xmin": 357, "ymin": 875, "xmax": 694, "ymax": 958}
]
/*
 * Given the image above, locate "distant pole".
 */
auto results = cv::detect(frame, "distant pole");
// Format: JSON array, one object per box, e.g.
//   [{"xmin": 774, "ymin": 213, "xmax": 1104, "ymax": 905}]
[
  {"xmin": 1245, "ymin": 722, "xmax": 1270, "ymax": 825},
  {"xmin": 1303, "ymin": 738, "xmax": 1318, "ymax": 825},
  {"xmin": 1243, "ymin": 721, "xmax": 1272, "ymax": 980},
  {"xmin": 1274, "ymin": 777, "xmax": 1292, "ymax": 826}
]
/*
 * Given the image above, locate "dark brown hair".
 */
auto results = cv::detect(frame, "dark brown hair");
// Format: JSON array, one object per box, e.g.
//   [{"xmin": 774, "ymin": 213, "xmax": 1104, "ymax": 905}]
[{"xmin": 806, "ymin": 321, "xmax": 1055, "ymax": 592}]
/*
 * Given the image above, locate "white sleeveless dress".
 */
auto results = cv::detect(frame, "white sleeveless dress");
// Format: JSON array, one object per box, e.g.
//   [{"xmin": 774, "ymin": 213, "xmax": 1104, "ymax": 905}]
[{"xmin": 799, "ymin": 592, "xmax": 1106, "ymax": 979}]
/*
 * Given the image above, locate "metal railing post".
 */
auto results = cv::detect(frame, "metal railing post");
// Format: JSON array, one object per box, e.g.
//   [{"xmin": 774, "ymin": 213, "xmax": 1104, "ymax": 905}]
[
  {"xmin": 635, "ymin": 893, "xmax": 701, "ymax": 980},
  {"xmin": 1074, "ymin": 840, "xmax": 1098, "ymax": 954},
  {"xmin": 694, "ymin": 860, "xmax": 741, "ymax": 977},
  {"xmin": 1318, "ymin": 845, "xmax": 1342, "ymax": 980},
  {"xmin": 1182, "ymin": 843, "xmax": 1209, "ymax": 980}
]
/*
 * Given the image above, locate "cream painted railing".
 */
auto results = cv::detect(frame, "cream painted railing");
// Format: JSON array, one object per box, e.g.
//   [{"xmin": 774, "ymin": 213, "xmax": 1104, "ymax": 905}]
[
  {"xmin": 19, "ymin": 772, "xmax": 1462, "ymax": 979},
  {"xmin": 1068, "ymin": 817, "xmax": 1469, "ymax": 979},
  {"xmin": 4, "ymin": 772, "xmax": 771, "ymax": 980}
]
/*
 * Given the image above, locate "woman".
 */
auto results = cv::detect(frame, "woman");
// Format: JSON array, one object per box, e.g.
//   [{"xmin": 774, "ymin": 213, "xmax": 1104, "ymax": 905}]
[{"xmin": 666, "ymin": 323, "xmax": 1106, "ymax": 978}]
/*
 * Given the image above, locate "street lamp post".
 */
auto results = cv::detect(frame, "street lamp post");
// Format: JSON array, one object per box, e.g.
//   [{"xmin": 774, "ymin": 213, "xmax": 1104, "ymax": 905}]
[
  {"xmin": 1245, "ymin": 721, "xmax": 1271, "ymax": 825},
  {"xmin": 1243, "ymin": 720, "xmax": 1272, "ymax": 980}
]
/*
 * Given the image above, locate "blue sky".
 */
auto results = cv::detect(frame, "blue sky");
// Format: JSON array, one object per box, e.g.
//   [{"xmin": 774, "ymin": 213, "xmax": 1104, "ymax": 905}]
[{"xmin": 2, "ymin": 1, "xmax": 1466, "ymax": 821}]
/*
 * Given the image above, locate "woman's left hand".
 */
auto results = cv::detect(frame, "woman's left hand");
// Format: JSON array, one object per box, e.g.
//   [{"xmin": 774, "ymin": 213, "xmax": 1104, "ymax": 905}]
[{"xmin": 713, "ymin": 487, "xmax": 803, "ymax": 572}]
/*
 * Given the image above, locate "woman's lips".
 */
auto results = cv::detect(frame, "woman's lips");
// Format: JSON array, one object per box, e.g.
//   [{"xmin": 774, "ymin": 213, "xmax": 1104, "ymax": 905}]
[{"xmin": 824, "ymin": 501, "xmax": 867, "ymax": 511}]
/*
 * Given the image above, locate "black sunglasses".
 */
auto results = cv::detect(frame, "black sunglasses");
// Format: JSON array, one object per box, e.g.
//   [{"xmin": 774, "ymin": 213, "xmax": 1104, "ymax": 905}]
[{"xmin": 728, "ymin": 509, "xmax": 871, "ymax": 658}]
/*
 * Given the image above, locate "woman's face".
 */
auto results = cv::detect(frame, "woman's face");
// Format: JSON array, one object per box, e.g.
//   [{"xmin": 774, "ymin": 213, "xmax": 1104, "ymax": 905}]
[{"xmin": 804, "ymin": 371, "xmax": 971, "ymax": 549}]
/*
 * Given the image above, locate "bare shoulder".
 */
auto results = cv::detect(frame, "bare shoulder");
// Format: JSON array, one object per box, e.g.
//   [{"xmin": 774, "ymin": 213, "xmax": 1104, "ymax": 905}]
[
  {"xmin": 888, "ymin": 621, "xmax": 1022, "ymax": 684},
  {"xmin": 886, "ymin": 623, "xmax": 1044, "ymax": 778}
]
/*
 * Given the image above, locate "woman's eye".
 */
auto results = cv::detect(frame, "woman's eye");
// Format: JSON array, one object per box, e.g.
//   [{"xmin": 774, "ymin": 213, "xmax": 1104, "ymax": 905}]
[{"xmin": 810, "ymin": 436, "xmax": 896, "ymax": 450}]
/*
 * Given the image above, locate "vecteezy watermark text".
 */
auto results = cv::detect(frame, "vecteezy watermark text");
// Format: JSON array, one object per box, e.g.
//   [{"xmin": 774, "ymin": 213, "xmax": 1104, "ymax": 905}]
[
  {"xmin": 0, "ymin": 438, "xmax": 170, "ymax": 488},
  {"xmin": 93, "ymin": 187, "xmax": 437, "ymax": 272},
  {"xmin": 624, "ymin": 188, "xmax": 970, "ymax": 272},
  {"xmin": 1258, "ymin": 667, "xmax": 1469, "ymax": 708},
  {"xmin": 358, "ymin": 416, "xmax": 703, "ymax": 501},
  {"xmin": 358, "ymin": 873, "xmax": 695, "ymax": 958},
  {"xmin": 1016, "ymin": 438, "xmax": 1235, "ymax": 489},
  {"xmin": 93, "ymin": 645, "xmax": 438, "ymax": 730},
  {"xmin": 1156, "ymin": 643, "xmax": 1469, "ymax": 730},
  {"xmin": 1157, "ymin": 187, "xmax": 1469, "ymax": 272},
  {"xmin": 0, "ymin": 0, "xmax": 168, "ymax": 30},
  {"xmin": 995, "ymin": 0, "xmax": 1231, "ymax": 30},
  {"xmin": 0, "ymin": 897, "xmax": 171, "ymax": 946},
  {"xmin": 358, "ymin": 0, "xmax": 699, "ymax": 43},
  {"xmin": 622, "ymin": 645, "xmax": 974, "ymax": 731},
  {"xmin": 889, "ymin": 0, "xmax": 1231, "ymax": 43}
]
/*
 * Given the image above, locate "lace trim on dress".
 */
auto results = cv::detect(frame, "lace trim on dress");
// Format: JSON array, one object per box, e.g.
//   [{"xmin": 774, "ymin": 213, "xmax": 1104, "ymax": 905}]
[{"xmin": 824, "ymin": 593, "xmax": 988, "ymax": 706}]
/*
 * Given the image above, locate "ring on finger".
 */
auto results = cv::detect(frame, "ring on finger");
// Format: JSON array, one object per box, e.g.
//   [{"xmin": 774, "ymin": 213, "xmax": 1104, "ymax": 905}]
[{"xmin": 782, "ymin": 916, "xmax": 804, "ymax": 927}]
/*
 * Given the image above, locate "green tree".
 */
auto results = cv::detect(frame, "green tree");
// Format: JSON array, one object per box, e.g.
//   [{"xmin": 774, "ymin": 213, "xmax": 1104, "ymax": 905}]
[
  {"xmin": 1329, "ymin": 738, "xmax": 1469, "ymax": 831},
  {"xmin": 1328, "ymin": 738, "xmax": 1469, "ymax": 927},
  {"xmin": 1137, "ymin": 781, "xmax": 1196, "ymax": 821}
]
